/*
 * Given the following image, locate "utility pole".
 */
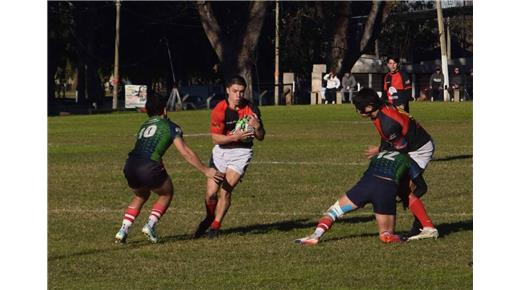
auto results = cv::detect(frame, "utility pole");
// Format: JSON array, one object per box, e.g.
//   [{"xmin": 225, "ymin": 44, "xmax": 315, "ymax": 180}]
[
  {"xmin": 446, "ymin": 17, "xmax": 451, "ymax": 60},
  {"xmin": 436, "ymin": 0, "xmax": 449, "ymax": 101},
  {"xmin": 112, "ymin": 0, "xmax": 121, "ymax": 110},
  {"xmin": 274, "ymin": 0, "xmax": 280, "ymax": 105}
]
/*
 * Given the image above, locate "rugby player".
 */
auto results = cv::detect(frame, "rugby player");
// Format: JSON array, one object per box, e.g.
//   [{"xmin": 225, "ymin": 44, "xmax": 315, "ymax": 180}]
[
  {"xmin": 114, "ymin": 93, "xmax": 223, "ymax": 244},
  {"xmin": 352, "ymin": 88, "xmax": 439, "ymax": 240},
  {"xmin": 295, "ymin": 150, "xmax": 413, "ymax": 245},
  {"xmin": 384, "ymin": 57, "xmax": 412, "ymax": 113},
  {"xmin": 193, "ymin": 75, "xmax": 265, "ymax": 239}
]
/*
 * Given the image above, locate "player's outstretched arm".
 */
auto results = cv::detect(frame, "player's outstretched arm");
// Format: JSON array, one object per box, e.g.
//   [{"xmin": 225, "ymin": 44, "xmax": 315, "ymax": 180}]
[
  {"xmin": 364, "ymin": 145, "xmax": 380, "ymax": 158},
  {"xmin": 173, "ymin": 137, "xmax": 224, "ymax": 182}
]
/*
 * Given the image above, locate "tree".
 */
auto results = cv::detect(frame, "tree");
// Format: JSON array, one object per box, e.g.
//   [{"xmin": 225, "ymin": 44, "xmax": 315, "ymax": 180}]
[
  {"xmin": 279, "ymin": 1, "xmax": 395, "ymax": 78},
  {"xmin": 71, "ymin": 2, "xmax": 113, "ymax": 106},
  {"xmin": 329, "ymin": 1, "xmax": 396, "ymax": 75},
  {"xmin": 196, "ymin": 1, "xmax": 268, "ymax": 99},
  {"xmin": 48, "ymin": 1, "xmax": 113, "ymax": 107},
  {"xmin": 48, "ymin": 1, "xmax": 74, "ymax": 104},
  {"xmin": 377, "ymin": 1, "xmax": 437, "ymax": 62}
]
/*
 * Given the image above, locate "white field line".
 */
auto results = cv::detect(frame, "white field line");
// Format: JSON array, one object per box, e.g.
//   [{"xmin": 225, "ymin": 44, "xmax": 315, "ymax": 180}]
[
  {"xmin": 253, "ymin": 161, "xmax": 364, "ymax": 166},
  {"xmin": 48, "ymin": 208, "xmax": 472, "ymax": 217},
  {"xmin": 167, "ymin": 160, "xmax": 471, "ymax": 166}
]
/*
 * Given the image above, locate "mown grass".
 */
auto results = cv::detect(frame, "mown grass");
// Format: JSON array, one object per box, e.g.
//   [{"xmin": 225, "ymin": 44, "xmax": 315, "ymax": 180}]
[{"xmin": 48, "ymin": 102, "xmax": 472, "ymax": 289}]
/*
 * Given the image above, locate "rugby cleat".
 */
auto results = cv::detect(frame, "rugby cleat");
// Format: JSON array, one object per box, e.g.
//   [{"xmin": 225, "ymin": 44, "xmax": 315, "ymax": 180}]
[
  {"xmin": 379, "ymin": 233, "xmax": 402, "ymax": 244},
  {"xmin": 193, "ymin": 217, "xmax": 213, "ymax": 239},
  {"xmin": 114, "ymin": 229, "xmax": 127, "ymax": 244},
  {"xmin": 294, "ymin": 234, "xmax": 320, "ymax": 246},
  {"xmin": 142, "ymin": 224, "xmax": 159, "ymax": 243},
  {"xmin": 407, "ymin": 227, "xmax": 439, "ymax": 241}
]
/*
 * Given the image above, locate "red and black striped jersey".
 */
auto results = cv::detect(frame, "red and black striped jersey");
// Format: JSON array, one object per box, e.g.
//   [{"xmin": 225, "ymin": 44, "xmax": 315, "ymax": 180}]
[
  {"xmin": 383, "ymin": 70, "xmax": 412, "ymax": 107},
  {"xmin": 210, "ymin": 99, "xmax": 262, "ymax": 148},
  {"xmin": 372, "ymin": 104, "xmax": 431, "ymax": 152}
]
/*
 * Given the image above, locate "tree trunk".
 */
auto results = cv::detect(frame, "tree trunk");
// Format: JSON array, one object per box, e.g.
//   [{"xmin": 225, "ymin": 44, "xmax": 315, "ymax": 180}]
[
  {"xmin": 73, "ymin": 2, "xmax": 105, "ymax": 107},
  {"xmin": 329, "ymin": 2, "xmax": 350, "ymax": 73},
  {"xmin": 197, "ymin": 1, "xmax": 268, "ymax": 101},
  {"xmin": 330, "ymin": 0, "xmax": 396, "ymax": 76},
  {"xmin": 48, "ymin": 46, "xmax": 58, "ymax": 105},
  {"xmin": 76, "ymin": 62, "xmax": 86, "ymax": 104}
]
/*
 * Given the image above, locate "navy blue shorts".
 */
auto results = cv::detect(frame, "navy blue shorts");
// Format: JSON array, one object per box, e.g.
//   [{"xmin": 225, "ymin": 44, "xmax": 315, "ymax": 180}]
[
  {"xmin": 123, "ymin": 157, "xmax": 168, "ymax": 189},
  {"xmin": 346, "ymin": 175, "xmax": 397, "ymax": 215}
]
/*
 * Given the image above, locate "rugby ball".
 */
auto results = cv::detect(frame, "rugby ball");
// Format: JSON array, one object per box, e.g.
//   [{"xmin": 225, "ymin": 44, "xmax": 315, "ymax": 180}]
[{"xmin": 233, "ymin": 117, "xmax": 255, "ymax": 142}]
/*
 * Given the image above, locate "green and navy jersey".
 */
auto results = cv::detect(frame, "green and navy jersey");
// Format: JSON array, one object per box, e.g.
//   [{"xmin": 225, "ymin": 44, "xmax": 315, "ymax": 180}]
[
  {"xmin": 364, "ymin": 151, "xmax": 411, "ymax": 184},
  {"xmin": 128, "ymin": 116, "xmax": 183, "ymax": 162}
]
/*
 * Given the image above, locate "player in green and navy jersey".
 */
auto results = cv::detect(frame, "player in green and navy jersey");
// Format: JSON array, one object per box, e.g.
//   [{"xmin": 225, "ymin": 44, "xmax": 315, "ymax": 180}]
[
  {"xmin": 295, "ymin": 151, "xmax": 412, "ymax": 245},
  {"xmin": 115, "ymin": 93, "xmax": 223, "ymax": 244}
]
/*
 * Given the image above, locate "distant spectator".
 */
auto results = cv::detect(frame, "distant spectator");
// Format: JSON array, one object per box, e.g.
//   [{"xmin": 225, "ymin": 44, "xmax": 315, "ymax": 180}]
[
  {"xmin": 417, "ymin": 88, "xmax": 429, "ymax": 102},
  {"xmin": 138, "ymin": 85, "xmax": 147, "ymax": 102},
  {"xmin": 383, "ymin": 57, "xmax": 412, "ymax": 112},
  {"xmin": 66, "ymin": 76, "xmax": 73, "ymax": 91},
  {"xmin": 429, "ymin": 67, "xmax": 444, "ymax": 102},
  {"xmin": 448, "ymin": 67, "xmax": 465, "ymax": 102},
  {"xmin": 323, "ymin": 70, "xmax": 340, "ymax": 104},
  {"xmin": 55, "ymin": 67, "xmax": 66, "ymax": 98},
  {"xmin": 341, "ymin": 72, "xmax": 357, "ymax": 103}
]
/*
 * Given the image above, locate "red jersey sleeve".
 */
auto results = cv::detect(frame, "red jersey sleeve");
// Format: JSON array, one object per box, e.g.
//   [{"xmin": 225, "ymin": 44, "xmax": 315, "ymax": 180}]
[
  {"xmin": 375, "ymin": 106, "xmax": 410, "ymax": 151},
  {"xmin": 210, "ymin": 101, "xmax": 226, "ymax": 134}
]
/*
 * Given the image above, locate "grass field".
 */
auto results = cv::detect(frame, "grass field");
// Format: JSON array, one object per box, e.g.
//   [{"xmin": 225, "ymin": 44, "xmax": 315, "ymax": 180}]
[{"xmin": 48, "ymin": 102, "xmax": 473, "ymax": 289}]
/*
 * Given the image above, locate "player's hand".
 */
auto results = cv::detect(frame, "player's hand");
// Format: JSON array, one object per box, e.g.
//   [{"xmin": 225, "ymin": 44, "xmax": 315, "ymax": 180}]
[
  {"xmin": 364, "ymin": 145, "xmax": 379, "ymax": 159},
  {"xmin": 248, "ymin": 114, "xmax": 261, "ymax": 130},
  {"xmin": 232, "ymin": 129, "xmax": 254, "ymax": 141},
  {"xmin": 205, "ymin": 168, "xmax": 224, "ymax": 182}
]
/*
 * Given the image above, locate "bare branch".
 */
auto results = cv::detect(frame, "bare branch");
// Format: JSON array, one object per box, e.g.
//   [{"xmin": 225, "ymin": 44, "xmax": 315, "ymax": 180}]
[
  {"xmin": 359, "ymin": 1, "xmax": 381, "ymax": 51},
  {"xmin": 359, "ymin": 0, "xmax": 396, "ymax": 53},
  {"xmin": 330, "ymin": 1, "xmax": 350, "ymax": 72},
  {"xmin": 196, "ymin": 1, "xmax": 225, "ymax": 61},
  {"xmin": 238, "ymin": 1, "xmax": 268, "ymax": 68}
]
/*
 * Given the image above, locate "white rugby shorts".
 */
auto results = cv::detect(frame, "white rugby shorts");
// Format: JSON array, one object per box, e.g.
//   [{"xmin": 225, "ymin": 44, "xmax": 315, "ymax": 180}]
[
  {"xmin": 211, "ymin": 145, "xmax": 253, "ymax": 176},
  {"xmin": 408, "ymin": 140, "xmax": 435, "ymax": 170}
]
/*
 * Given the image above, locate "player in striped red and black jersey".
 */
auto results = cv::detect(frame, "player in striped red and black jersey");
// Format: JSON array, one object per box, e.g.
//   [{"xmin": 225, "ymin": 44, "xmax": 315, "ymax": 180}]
[
  {"xmin": 384, "ymin": 57, "xmax": 412, "ymax": 113},
  {"xmin": 193, "ymin": 75, "xmax": 265, "ymax": 239},
  {"xmin": 114, "ymin": 94, "xmax": 223, "ymax": 244},
  {"xmin": 353, "ymin": 88, "xmax": 439, "ymax": 241}
]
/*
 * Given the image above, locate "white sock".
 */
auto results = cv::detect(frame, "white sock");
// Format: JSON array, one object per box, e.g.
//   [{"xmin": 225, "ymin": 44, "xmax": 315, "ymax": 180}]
[
  {"xmin": 147, "ymin": 215, "xmax": 159, "ymax": 228},
  {"xmin": 312, "ymin": 227, "xmax": 325, "ymax": 238},
  {"xmin": 121, "ymin": 219, "xmax": 133, "ymax": 232}
]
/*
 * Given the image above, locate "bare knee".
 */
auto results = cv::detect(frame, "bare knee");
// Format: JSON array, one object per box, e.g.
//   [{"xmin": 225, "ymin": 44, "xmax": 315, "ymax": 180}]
[
  {"xmin": 153, "ymin": 177, "xmax": 174, "ymax": 197},
  {"xmin": 134, "ymin": 188, "xmax": 151, "ymax": 200},
  {"xmin": 218, "ymin": 189, "xmax": 232, "ymax": 200}
]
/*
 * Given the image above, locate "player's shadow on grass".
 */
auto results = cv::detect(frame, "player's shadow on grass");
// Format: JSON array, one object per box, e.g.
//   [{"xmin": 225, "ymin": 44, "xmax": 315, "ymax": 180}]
[
  {"xmin": 221, "ymin": 218, "xmax": 313, "ymax": 235},
  {"xmin": 48, "ymin": 240, "xmax": 157, "ymax": 262},
  {"xmin": 323, "ymin": 219, "xmax": 473, "ymax": 244},
  {"xmin": 432, "ymin": 154, "xmax": 472, "ymax": 162},
  {"xmin": 219, "ymin": 215, "xmax": 375, "ymax": 236},
  {"xmin": 436, "ymin": 219, "xmax": 473, "ymax": 238}
]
